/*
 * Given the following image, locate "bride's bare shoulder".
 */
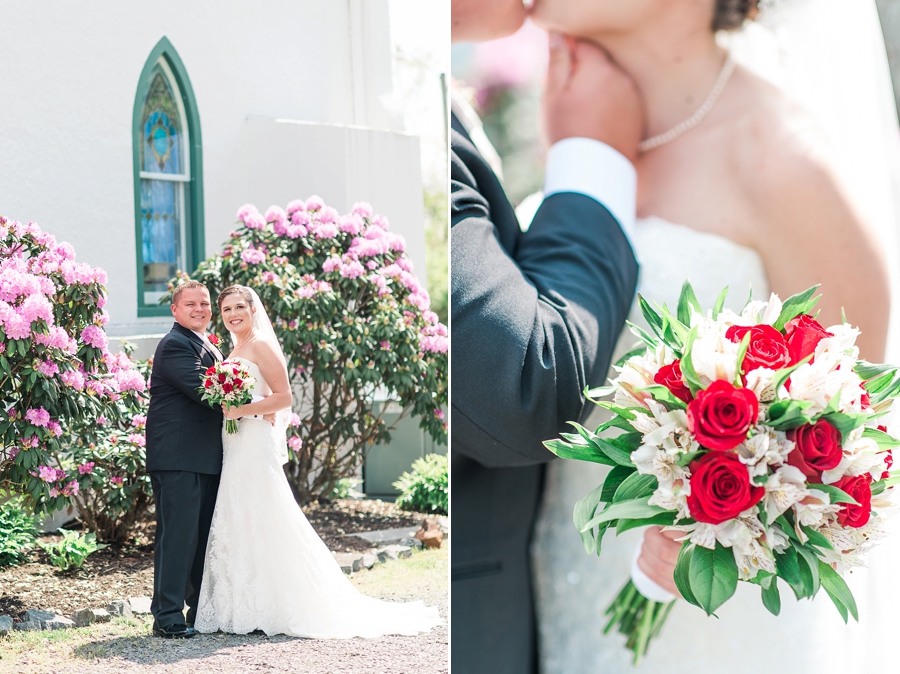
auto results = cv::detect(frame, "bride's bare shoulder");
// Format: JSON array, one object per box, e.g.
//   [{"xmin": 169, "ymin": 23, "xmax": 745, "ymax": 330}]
[{"xmin": 727, "ymin": 66, "xmax": 859, "ymax": 233}]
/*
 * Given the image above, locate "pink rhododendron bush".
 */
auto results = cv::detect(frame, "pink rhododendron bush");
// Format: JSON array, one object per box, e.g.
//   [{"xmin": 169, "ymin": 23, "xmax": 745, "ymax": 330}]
[
  {"xmin": 165, "ymin": 197, "xmax": 448, "ymax": 503},
  {"xmin": 0, "ymin": 216, "xmax": 152, "ymax": 543}
]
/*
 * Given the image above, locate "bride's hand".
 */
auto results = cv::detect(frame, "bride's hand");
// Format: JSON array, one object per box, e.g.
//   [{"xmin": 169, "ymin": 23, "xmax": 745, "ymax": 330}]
[
  {"xmin": 222, "ymin": 405, "xmax": 245, "ymax": 420},
  {"xmin": 637, "ymin": 526, "xmax": 682, "ymax": 598}
]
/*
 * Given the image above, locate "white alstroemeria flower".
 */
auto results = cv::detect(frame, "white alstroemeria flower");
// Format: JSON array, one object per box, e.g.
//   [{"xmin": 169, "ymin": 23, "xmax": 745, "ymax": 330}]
[
  {"xmin": 762, "ymin": 523, "xmax": 791, "ymax": 552},
  {"xmin": 738, "ymin": 428, "xmax": 792, "ymax": 477},
  {"xmin": 740, "ymin": 300, "xmax": 769, "ymax": 325},
  {"xmin": 612, "ymin": 350, "xmax": 665, "ymax": 408},
  {"xmin": 734, "ymin": 537, "xmax": 777, "ymax": 581},
  {"xmin": 821, "ymin": 436, "xmax": 884, "ymax": 484},
  {"xmin": 760, "ymin": 293, "xmax": 783, "ymax": 326},
  {"xmin": 684, "ymin": 522, "xmax": 717, "ymax": 550},
  {"xmin": 744, "ymin": 368, "xmax": 778, "ymax": 403},
  {"xmin": 788, "ymin": 353, "xmax": 863, "ymax": 416},
  {"xmin": 794, "ymin": 490, "xmax": 840, "ymax": 531},
  {"xmin": 817, "ymin": 323, "xmax": 861, "ymax": 360},
  {"xmin": 648, "ymin": 478, "xmax": 691, "ymax": 520},
  {"xmin": 763, "ymin": 464, "xmax": 809, "ymax": 520},
  {"xmin": 718, "ymin": 308, "xmax": 752, "ymax": 327},
  {"xmin": 691, "ymin": 320, "xmax": 740, "ymax": 386}
]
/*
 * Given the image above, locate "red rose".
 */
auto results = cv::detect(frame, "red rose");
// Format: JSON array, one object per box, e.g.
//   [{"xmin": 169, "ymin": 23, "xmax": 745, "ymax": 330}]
[
  {"xmin": 234, "ymin": 379, "xmax": 243, "ymax": 389},
  {"xmin": 833, "ymin": 475, "xmax": 872, "ymax": 528},
  {"xmin": 205, "ymin": 366, "xmax": 215, "ymax": 375},
  {"xmin": 218, "ymin": 373, "xmax": 227, "ymax": 384},
  {"xmin": 784, "ymin": 315, "xmax": 833, "ymax": 365},
  {"xmin": 204, "ymin": 380, "xmax": 212, "ymax": 389},
  {"xmin": 687, "ymin": 452, "xmax": 764, "ymax": 524},
  {"xmin": 208, "ymin": 335, "xmax": 220, "ymax": 346},
  {"xmin": 860, "ymin": 389, "xmax": 871, "ymax": 409},
  {"xmin": 786, "ymin": 419, "xmax": 843, "ymax": 482},
  {"xmin": 233, "ymin": 368, "xmax": 239, "ymax": 376},
  {"xmin": 223, "ymin": 382, "xmax": 233, "ymax": 394},
  {"xmin": 726, "ymin": 324, "xmax": 791, "ymax": 373},
  {"xmin": 687, "ymin": 380, "xmax": 758, "ymax": 450},
  {"xmin": 883, "ymin": 449, "xmax": 894, "ymax": 480},
  {"xmin": 653, "ymin": 360, "xmax": 693, "ymax": 403}
]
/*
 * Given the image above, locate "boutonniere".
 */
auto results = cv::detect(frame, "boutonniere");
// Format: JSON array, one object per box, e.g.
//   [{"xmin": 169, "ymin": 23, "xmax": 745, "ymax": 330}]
[{"xmin": 208, "ymin": 334, "xmax": 221, "ymax": 346}]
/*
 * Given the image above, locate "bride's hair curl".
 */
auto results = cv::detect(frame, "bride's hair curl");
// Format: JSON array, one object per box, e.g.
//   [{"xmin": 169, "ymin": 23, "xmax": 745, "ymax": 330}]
[
  {"xmin": 217, "ymin": 284, "xmax": 255, "ymax": 310},
  {"xmin": 714, "ymin": 0, "xmax": 761, "ymax": 31}
]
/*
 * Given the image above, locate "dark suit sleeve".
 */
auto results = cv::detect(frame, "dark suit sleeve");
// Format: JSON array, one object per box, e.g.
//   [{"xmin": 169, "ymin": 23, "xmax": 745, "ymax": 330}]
[
  {"xmin": 155, "ymin": 337, "xmax": 214, "ymax": 409},
  {"xmin": 450, "ymin": 135, "xmax": 639, "ymax": 469}
]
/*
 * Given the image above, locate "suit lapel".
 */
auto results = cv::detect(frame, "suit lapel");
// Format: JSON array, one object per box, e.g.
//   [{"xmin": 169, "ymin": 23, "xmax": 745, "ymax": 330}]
[{"xmin": 172, "ymin": 323, "xmax": 221, "ymax": 363}]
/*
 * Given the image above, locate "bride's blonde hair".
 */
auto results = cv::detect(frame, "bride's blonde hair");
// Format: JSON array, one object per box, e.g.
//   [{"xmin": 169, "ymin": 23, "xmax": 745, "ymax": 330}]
[{"xmin": 216, "ymin": 285, "xmax": 255, "ymax": 310}]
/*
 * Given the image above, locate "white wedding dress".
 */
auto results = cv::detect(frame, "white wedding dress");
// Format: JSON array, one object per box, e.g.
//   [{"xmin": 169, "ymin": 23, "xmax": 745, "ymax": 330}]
[
  {"xmin": 194, "ymin": 356, "xmax": 442, "ymax": 638},
  {"xmin": 531, "ymin": 218, "xmax": 900, "ymax": 672}
]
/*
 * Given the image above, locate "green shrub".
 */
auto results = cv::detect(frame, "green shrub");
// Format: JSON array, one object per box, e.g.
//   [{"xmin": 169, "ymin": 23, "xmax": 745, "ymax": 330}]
[
  {"xmin": 0, "ymin": 499, "xmax": 38, "ymax": 566},
  {"xmin": 40, "ymin": 529, "xmax": 105, "ymax": 571},
  {"xmin": 329, "ymin": 477, "xmax": 364, "ymax": 500},
  {"xmin": 393, "ymin": 453, "xmax": 448, "ymax": 515}
]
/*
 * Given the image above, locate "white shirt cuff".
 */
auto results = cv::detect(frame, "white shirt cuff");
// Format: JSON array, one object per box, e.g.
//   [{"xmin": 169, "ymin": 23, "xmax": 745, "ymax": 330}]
[{"xmin": 543, "ymin": 138, "xmax": 636, "ymax": 240}]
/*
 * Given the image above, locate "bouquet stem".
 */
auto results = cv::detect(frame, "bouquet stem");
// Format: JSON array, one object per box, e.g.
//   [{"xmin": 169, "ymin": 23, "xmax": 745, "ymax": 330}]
[
  {"xmin": 603, "ymin": 579, "xmax": 675, "ymax": 666},
  {"xmin": 225, "ymin": 419, "xmax": 239, "ymax": 435}
]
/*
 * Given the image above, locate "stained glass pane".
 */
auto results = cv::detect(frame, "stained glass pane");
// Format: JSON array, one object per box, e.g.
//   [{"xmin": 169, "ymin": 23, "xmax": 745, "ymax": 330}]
[
  {"xmin": 141, "ymin": 68, "xmax": 183, "ymax": 174},
  {"xmin": 141, "ymin": 178, "xmax": 181, "ymax": 304}
]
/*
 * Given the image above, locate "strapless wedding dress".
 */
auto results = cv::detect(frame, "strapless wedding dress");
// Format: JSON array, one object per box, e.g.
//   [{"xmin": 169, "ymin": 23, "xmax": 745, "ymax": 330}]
[
  {"xmin": 532, "ymin": 216, "xmax": 900, "ymax": 672},
  {"xmin": 195, "ymin": 357, "xmax": 442, "ymax": 638}
]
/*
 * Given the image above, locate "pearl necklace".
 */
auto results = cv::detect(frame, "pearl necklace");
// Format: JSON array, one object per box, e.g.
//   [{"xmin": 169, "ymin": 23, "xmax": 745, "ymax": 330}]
[{"xmin": 638, "ymin": 54, "xmax": 736, "ymax": 153}]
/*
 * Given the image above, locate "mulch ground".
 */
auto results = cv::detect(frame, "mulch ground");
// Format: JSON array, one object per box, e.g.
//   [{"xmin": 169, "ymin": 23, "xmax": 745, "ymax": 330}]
[{"xmin": 0, "ymin": 499, "xmax": 425, "ymax": 622}]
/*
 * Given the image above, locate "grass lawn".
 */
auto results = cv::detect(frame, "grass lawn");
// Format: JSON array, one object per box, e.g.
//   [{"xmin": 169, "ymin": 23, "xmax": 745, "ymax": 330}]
[{"xmin": 0, "ymin": 546, "xmax": 448, "ymax": 673}]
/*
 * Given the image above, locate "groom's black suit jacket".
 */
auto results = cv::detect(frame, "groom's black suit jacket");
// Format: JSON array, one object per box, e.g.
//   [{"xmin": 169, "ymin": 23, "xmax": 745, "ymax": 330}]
[
  {"xmin": 146, "ymin": 322, "xmax": 224, "ymax": 475},
  {"xmin": 451, "ymin": 115, "xmax": 638, "ymax": 674}
]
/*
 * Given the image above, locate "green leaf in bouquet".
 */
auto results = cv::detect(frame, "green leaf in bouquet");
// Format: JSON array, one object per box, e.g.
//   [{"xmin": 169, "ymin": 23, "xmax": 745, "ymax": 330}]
[
  {"xmin": 800, "ymin": 525, "xmax": 834, "ymax": 550},
  {"xmin": 638, "ymin": 295, "xmax": 665, "ymax": 338},
  {"xmin": 854, "ymin": 361, "xmax": 898, "ymax": 382},
  {"xmin": 596, "ymin": 415, "xmax": 640, "ymax": 434},
  {"xmin": 679, "ymin": 326, "xmax": 703, "ymax": 395},
  {"xmin": 795, "ymin": 543, "xmax": 821, "ymax": 598},
  {"xmin": 733, "ymin": 331, "xmax": 752, "ymax": 385},
  {"xmin": 766, "ymin": 399, "xmax": 814, "ymax": 431},
  {"xmin": 613, "ymin": 472, "xmax": 658, "ymax": 503},
  {"xmin": 861, "ymin": 369, "xmax": 897, "ymax": 396},
  {"xmin": 747, "ymin": 569, "xmax": 776, "ymax": 589},
  {"xmin": 677, "ymin": 280, "xmax": 703, "ymax": 326},
  {"xmin": 811, "ymin": 483, "xmax": 859, "ymax": 505},
  {"xmin": 638, "ymin": 385, "xmax": 687, "ymax": 410},
  {"xmin": 615, "ymin": 511, "xmax": 676, "ymax": 535},
  {"xmin": 772, "ymin": 285, "xmax": 821, "ymax": 332},
  {"xmin": 676, "ymin": 450, "xmax": 705, "ymax": 467},
  {"xmin": 760, "ymin": 578, "xmax": 782, "ymax": 616},
  {"xmin": 614, "ymin": 345, "xmax": 649, "ymax": 369},
  {"xmin": 585, "ymin": 384, "xmax": 617, "ymax": 399},
  {"xmin": 871, "ymin": 373, "xmax": 900, "ymax": 405},
  {"xmin": 658, "ymin": 304, "xmax": 689, "ymax": 351},
  {"xmin": 674, "ymin": 542, "xmax": 700, "ymax": 609},
  {"xmin": 774, "ymin": 545, "xmax": 813, "ymax": 600},
  {"xmin": 601, "ymin": 465, "xmax": 635, "ymax": 503},
  {"xmin": 711, "ymin": 286, "xmax": 729, "ymax": 320},
  {"xmin": 579, "ymin": 499, "xmax": 667, "ymax": 532},
  {"xmin": 574, "ymin": 483, "xmax": 607, "ymax": 554},
  {"xmin": 818, "ymin": 561, "xmax": 858, "ymax": 622},
  {"xmin": 589, "ymin": 435, "xmax": 636, "ymax": 467},
  {"xmin": 543, "ymin": 438, "xmax": 616, "ymax": 466},
  {"xmin": 626, "ymin": 321, "xmax": 659, "ymax": 350},
  {"xmin": 769, "ymin": 356, "xmax": 812, "ymax": 394},
  {"xmin": 688, "ymin": 542, "xmax": 738, "ymax": 616},
  {"xmin": 820, "ymin": 411, "xmax": 871, "ymax": 439},
  {"xmin": 862, "ymin": 426, "xmax": 900, "ymax": 450}
]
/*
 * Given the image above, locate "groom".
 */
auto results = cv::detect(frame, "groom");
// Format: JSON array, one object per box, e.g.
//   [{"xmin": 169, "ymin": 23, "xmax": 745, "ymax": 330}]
[
  {"xmin": 145, "ymin": 280, "xmax": 224, "ymax": 638},
  {"xmin": 451, "ymin": 3, "xmax": 676, "ymax": 672}
]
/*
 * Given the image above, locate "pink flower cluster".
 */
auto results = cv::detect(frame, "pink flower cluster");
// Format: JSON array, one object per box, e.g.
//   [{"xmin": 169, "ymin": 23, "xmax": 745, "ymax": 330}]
[
  {"xmin": 81, "ymin": 324, "xmax": 108, "ymax": 350},
  {"xmin": 126, "ymin": 433, "xmax": 146, "ymax": 447},
  {"xmin": 78, "ymin": 461, "xmax": 95, "ymax": 475},
  {"xmin": 37, "ymin": 465, "xmax": 66, "ymax": 482},
  {"xmin": 288, "ymin": 436, "xmax": 303, "ymax": 451},
  {"xmin": 420, "ymin": 322, "xmax": 449, "ymax": 354},
  {"xmin": 25, "ymin": 407, "xmax": 51, "ymax": 427},
  {"xmin": 241, "ymin": 248, "xmax": 267, "ymax": 265}
]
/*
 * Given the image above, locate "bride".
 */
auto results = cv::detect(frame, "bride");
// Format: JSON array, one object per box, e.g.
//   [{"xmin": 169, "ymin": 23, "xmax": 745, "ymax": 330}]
[
  {"xmin": 194, "ymin": 284, "xmax": 442, "ymax": 638},
  {"xmin": 526, "ymin": 0, "xmax": 900, "ymax": 671}
]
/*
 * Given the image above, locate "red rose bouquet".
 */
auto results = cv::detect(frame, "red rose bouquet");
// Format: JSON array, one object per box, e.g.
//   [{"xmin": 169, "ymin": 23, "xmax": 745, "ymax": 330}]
[
  {"xmin": 198, "ymin": 360, "xmax": 256, "ymax": 434},
  {"xmin": 545, "ymin": 284, "xmax": 900, "ymax": 664}
]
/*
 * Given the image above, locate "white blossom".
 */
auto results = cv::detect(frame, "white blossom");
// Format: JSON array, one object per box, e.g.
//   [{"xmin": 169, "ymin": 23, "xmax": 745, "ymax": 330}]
[{"xmin": 762, "ymin": 464, "xmax": 809, "ymax": 520}]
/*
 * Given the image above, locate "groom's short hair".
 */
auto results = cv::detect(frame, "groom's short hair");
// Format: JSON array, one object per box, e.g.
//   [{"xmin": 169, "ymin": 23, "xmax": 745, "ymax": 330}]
[{"xmin": 172, "ymin": 280, "xmax": 209, "ymax": 305}]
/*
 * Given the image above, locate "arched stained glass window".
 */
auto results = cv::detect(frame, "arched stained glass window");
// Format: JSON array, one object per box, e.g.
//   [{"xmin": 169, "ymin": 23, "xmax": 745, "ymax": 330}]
[{"xmin": 132, "ymin": 38, "xmax": 204, "ymax": 316}]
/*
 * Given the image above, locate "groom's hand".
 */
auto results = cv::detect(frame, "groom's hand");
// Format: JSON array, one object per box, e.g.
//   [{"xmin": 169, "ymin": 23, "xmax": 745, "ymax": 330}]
[
  {"xmin": 542, "ymin": 34, "xmax": 643, "ymax": 163},
  {"xmin": 637, "ymin": 526, "xmax": 682, "ymax": 597}
]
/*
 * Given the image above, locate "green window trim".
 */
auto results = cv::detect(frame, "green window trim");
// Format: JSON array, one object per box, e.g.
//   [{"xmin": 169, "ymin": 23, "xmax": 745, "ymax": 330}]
[{"xmin": 132, "ymin": 37, "xmax": 204, "ymax": 317}]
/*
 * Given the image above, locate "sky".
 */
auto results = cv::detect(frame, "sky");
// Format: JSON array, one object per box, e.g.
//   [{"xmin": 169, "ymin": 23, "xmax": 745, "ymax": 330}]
[{"xmin": 388, "ymin": 0, "xmax": 449, "ymax": 192}]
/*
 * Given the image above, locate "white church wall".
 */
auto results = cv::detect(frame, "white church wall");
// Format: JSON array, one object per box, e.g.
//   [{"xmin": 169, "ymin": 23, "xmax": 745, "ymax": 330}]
[{"xmin": 0, "ymin": 0, "xmax": 419, "ymax": 340}]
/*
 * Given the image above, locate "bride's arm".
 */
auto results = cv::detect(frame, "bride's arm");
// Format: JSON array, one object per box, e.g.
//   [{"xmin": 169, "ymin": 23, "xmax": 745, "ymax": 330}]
[
  {"xmin": 748, "ymin": 139, "xmax": 889, "ymax": 362},
  {"xmin": 223, "ymin": 341, "xmax": 292, "ymax": 418}
]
